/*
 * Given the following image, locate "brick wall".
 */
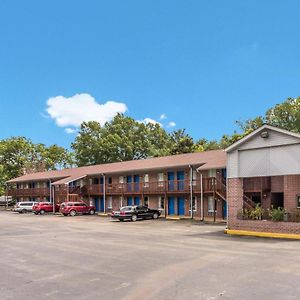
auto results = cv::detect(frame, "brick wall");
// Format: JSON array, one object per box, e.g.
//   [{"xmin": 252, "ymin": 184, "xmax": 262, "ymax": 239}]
[
  {"xmin": 227, "ymin": 178, "xmax": 244, "ymax": 229},
  {"xmin": 228, "ymin": 176, "xmax": 300, "ymax": 234},
  {"xmin": 271, "ymin": 176, "xmax": 284, "ymax": 193},
  {"xmin": 284, "ymin": 175, "xmax": 300, "ymax": 210}
]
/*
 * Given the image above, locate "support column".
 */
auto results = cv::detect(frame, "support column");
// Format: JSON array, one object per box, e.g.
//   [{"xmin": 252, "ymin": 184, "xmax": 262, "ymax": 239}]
[
  {"xmin": 200, "ymin": 173, "xmax": 204, "ymax": 221},
  {"xmin": 103, "ymin": 174, "xmax": 106, "ymax": 213}
]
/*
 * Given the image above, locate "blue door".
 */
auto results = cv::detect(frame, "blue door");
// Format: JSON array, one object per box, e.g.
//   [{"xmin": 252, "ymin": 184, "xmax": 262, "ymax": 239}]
[
  {"xmin": 134, "ymin": 196, "xmax": 140, "ymax": 205},
  {"xmin": 94, "ymin": 197, "xmax": 100, "ymax": 212},
  {"xmin": 127, "ymin": 176, "xmax": 132, "ymax": 192},
  {"xmin": 168, "ymin": 197, "xmax": 175, "ymax": 215},
  {"xmin": 168, "ymin": 172, "xmax": 175, "ymax": 191},
  {"xmin": 100, "ymin": 196, "xmax": 104, "ymax": 212},
  {"xmin": 134, "ymin": 175, "xmax": 139, "ymax": 192},
  {"xmin": 177, "ymin": 197, "xmax": 185, "ymax": 215},
  {"xmin": 177, "ymin": 171, "xmax": 184, "ymax": 191},
  {"xmin": 127, "ymin": 197, "xmax": 133, "ymax": 206}
]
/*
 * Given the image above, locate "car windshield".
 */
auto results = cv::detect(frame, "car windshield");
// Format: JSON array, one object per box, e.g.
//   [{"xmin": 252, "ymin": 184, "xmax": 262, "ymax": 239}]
[{"xmin": 120, "ymin": 206, "xmax": 134, "ymax": 212}]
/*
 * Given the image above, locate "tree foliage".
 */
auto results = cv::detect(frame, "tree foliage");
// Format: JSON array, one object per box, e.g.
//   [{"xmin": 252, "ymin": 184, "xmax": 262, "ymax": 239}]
[
  {"xmin": 0, "ymin": 137, "xmax": 74, "ymax": 194},
  {"xmin": 72, "ymin": 114, "xmax": 171, "ymax": 165}
]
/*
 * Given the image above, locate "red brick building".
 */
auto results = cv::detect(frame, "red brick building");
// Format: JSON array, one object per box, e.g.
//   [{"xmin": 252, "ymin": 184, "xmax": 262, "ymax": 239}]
[
  {"xmin": 7, "ymin": 150, "xmax": 227, "ymax": 220},
  {"xmin": 226, "ymin": 125, "xmax": 300, "ymax": 235}
]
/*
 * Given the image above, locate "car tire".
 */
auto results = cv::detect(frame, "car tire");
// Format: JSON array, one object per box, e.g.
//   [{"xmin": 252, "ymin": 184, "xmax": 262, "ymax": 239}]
[
  {"xmin": 153, "ymin": 213, "xmax": 159, "ymax": 219},
  {"xmin": 131, "ymin": 214, "xmax": 137, "ymax": 222},
  {"xmin": 89, "ymin": 209, "xmax": 95, "ymax": 215},
  {"xmin": 40, "ymin": 210, "xmax": 45, "ymax": 215},
  {"xmin": 119, "ymin": 219, "xmax": 124, "ymax": 222},
  {"xmin": 22, "ymin": 209, "xmax": 27, "ymax": 214},
  {"xmin": 69, "ymin": 210, "xmax": 76, "ymax": 217}
]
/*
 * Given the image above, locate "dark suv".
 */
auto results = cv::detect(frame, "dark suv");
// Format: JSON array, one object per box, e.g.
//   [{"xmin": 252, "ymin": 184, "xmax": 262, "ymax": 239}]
[
  {"xmin": 111, "ymin": 205, "xmax": 161, "ymax": 222},
  {"xmin": 60, "ymin": 202, "xmax": 96, "ymax": 216}
]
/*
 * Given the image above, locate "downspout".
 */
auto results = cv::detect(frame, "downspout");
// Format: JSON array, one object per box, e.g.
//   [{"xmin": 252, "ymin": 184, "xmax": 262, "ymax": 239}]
[
  {"xmin": 189, "ymin": 165, "xmax": 193, "ymax": 219},
  {"xmin": 200, "ymin": 173, "xmax": 204, "ymax": 221},
  {"xmin": 102, "ymin": 174, "xmax": 106, "ymax": 213}
]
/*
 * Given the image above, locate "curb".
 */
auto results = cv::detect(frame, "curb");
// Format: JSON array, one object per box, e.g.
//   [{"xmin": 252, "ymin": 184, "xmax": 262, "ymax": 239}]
[{"xmin": 225, "ymin": 229, "xmax": 300, "ymax": 240}]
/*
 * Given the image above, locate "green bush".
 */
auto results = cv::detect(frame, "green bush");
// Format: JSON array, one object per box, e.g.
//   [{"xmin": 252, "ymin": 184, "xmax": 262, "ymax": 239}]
[
  {"xmin": 268, "ymin": 206, "xmax": 285, "ymax": 222},
  {"xmin": 249, "ymin": 204, "xmax": 265, "ymax": 220}
]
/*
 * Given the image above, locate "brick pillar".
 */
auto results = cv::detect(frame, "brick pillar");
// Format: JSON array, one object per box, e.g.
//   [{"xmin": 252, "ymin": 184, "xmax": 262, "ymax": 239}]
[
  {"xmin": 227, "ymin": 178, "xmax": 243, "ymax": 229},
  {"xmin": 284, "ymin": 175, "xmax": 300, "ymax": 210}
]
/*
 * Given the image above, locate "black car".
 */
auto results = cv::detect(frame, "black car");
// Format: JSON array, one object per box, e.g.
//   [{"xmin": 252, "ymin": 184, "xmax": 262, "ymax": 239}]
[{"xmin": 111, "ymin": 205, "xmax": 161, "ymax": 222}]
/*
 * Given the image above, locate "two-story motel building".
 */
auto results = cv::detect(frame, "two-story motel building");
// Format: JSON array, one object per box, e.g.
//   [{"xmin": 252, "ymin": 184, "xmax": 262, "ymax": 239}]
[
  {"xmin": 6, "ymin": 125, "xmax": 300, "ymax": 235},
  {"xmin": 7, "ymin": 150, "xmax": 227, "ymax": 220}
]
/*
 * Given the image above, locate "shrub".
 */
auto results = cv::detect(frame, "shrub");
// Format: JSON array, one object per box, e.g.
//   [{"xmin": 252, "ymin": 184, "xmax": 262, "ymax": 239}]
[
  {"xmin": 268, "ymin": 206, "xmax": 285, "ymax": 222},
  {"xmin": 249, "ymin": 204, "xmax": 265, "ymax": 220}
]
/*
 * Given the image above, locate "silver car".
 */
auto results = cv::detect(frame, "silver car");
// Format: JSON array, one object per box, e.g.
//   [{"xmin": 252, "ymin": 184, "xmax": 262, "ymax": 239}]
[{"xmin": 13, "ymin": 202, "xmax": 39, "ymax": 213}]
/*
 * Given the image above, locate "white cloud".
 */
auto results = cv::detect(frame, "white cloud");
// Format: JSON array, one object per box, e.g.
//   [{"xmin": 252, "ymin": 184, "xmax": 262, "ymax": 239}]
[
  {"xmin": 46, "ymin": 93, "xmax": 127, "ymax": 128},
  {"xmin": 65, "ymin": 128, "xmax": 77, "ymax": 134},
  {"xmin": 159, "ymin": 113, "xmax": 167, "ymax": 120},
  {"xmin": 139, "ymin": 118, "xmax": 162, "ymax": 126},
  {"xmin": 167, "ymin": 121, "xmax": 176, "ymax": 128}
]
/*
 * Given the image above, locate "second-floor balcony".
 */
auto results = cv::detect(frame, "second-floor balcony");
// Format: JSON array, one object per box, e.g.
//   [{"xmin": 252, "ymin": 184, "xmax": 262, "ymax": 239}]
[
  {"xmin": 7, "ymin": 187, "xmax": 50, "ymax": 197},
  {"xmin": 8, "ymin": 177, "xmax": 227, "ymax": 199},
  {"xmin": 85, "ymin": 177, "xmax": 226, "ymax": 196}
]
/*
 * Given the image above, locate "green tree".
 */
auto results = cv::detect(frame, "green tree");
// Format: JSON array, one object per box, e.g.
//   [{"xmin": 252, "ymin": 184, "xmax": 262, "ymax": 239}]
[
  {"xmin": 169, "ymin": 129, "xmax": 195, "ymax": 155},
  {"xmin": 265, "ymin": 97, "xmax": 300, "ymax": 132},
  {"xmin": 72, "ymin": 114, "xmax": 172, "ymax": 166},
  {"xmin": 0, "ymin": 137, "xmax": 74, "ymax": 194}
]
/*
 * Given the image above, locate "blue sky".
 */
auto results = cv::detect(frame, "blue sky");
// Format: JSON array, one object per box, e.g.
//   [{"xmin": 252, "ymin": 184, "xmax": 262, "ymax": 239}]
[{"xmin": 0, "ymin": 0, "xmax": 300, "ymax": 148}]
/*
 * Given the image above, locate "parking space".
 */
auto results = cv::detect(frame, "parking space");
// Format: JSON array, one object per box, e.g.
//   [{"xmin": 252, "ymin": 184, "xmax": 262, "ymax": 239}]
[{"xmin": 0, "ymin": 211, "xmax": 300, "ymax": 300}]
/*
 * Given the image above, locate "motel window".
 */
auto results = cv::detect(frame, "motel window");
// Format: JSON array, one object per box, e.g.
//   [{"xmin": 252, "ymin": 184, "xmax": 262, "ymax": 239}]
[
  {"xmin": 158, "ymin": 173, "xmax": 164, "ymax": 187},
  {"xmin": 144, "ymin": 174, "xmax": 149, "ymax": 187},
  {"xmin": 93, "ymin": 178, "xmax": 99, "ymax": 185},
  {"xmin": 190, "ymin": 196, "xmax": 197, "ymax": 211},
  {"xmin": 192, "ymin": 170, "xmax": 197, "ymax": 186},
  {"xmin": 208, "ymin": 196, "xmax": 215, "ymax": 213},
  {"xmin": 108, "ymin": 196, "xmax": 113, "ymax": 209},
  {"xmin": 144, "ymin": 196, "xmax": 149, "ymax": 207},
  {"xmin": 297, "ymin": 195, "xmax": 300, "ymax": 209},
  {"xmin": 208, "ymin": 169, "xmax": 216, "ymax": 178},
  {"xmin": 158, "ymin": 196, "xmax": 165, "ymax": 209}
]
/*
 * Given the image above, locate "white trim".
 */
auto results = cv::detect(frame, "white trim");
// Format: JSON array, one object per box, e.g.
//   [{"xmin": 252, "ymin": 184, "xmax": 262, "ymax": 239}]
[{"xmin": 225, "ymin": 124, "xmax": 300, "ymax": 153}]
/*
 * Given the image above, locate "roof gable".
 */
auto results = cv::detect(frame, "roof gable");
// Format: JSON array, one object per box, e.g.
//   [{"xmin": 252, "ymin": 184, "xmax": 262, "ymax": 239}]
[{"xmin": 225, "ymin": 125, "xmax": 300, "ymax": 152}]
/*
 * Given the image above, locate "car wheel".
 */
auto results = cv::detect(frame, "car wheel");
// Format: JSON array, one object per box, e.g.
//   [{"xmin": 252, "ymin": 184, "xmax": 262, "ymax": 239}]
[
  {"xmin": 131, "ymin": 214, "xmax": 137, "ymax": 222},
  {"xmin": 119, "ymin": 219, "xmax": 124, "ymax": 222},
  {"xmin": 153, "ymin": 213, "xmax": 159, "ymax": 219},
  {"xmin": 89, "ymin": 209, "xmax": 95, "ymax": 215},
  {"xmin": 22, "ymin": 209, "xmax": 27, "ymax": 214},
  {"xmin": 40, "ymin": 209, "xmax": 45, "ymax": 215},
  {"xmin": 69, "ymin": 210, "xmax": 76, "ymax": 217}
]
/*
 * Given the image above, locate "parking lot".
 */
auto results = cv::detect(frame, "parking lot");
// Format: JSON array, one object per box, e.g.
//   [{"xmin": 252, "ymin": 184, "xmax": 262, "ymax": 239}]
[{"xmin": 0, "ymin": 212, "xmax": 300, "ymax": 300}]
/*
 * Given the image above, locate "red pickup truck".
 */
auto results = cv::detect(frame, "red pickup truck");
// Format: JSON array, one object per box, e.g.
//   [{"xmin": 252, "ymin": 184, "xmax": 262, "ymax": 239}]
[
  {"xmin": 60, "ymin": 202, "xmax": 96, "ymax": 216},
  {"xmin": 33, "ymin": 202, "xmax": 60, "ymax": 215}
]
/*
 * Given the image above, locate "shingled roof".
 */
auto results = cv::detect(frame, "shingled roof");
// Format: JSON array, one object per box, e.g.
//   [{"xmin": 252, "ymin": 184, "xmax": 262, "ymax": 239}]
[{"xmin": 7, "ymin": 149, "xmax": 226, "ymax": 184}]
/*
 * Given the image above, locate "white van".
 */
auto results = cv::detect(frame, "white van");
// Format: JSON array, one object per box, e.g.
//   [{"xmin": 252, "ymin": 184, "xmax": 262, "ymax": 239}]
[{"xmin": 13, "ymin": 202, "xmax": 39, "ymax": 213}]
